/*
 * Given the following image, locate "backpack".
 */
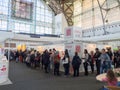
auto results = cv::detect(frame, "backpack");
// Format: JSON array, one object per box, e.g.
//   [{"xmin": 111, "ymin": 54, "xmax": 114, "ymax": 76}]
[{"xmin": 76, "ymin": 56, "xmax": 81, "ymax": 65}]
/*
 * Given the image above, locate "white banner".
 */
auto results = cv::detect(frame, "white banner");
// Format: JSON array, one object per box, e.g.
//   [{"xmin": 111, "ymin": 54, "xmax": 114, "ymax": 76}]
[{"xmin": 0, "ymin": 60, "xmax": 9, "ymax": 84}]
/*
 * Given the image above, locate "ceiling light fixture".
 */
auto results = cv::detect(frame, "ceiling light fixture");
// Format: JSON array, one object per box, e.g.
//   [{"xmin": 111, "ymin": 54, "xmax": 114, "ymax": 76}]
[{"xmin": 46, "ymin": 1, "xmax": 49, "ymax": 4}]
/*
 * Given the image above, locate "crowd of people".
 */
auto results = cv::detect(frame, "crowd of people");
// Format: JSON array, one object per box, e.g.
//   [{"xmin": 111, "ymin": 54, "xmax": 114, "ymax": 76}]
[
  {"xmin": 4, "ymin": 47, "xmax": 120, "ymax": 77},
  {"xmin": 4, "ymin": 47, "xmax": 120, "ymax": 89}
]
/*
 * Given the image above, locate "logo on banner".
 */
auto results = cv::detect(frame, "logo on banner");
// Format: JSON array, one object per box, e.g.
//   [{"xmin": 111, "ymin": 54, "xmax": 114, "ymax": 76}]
[
  {"xmin": 66, "ymin": 29, "xmax": 71, "ymax": 36},
  {"xmin": 75, "ymin": 45, "xmax": 80, "ymax": 52}
]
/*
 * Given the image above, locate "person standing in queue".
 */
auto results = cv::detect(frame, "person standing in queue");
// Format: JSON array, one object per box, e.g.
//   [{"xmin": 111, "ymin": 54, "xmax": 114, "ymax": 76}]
[
  {"xmin": 90, "ymin": 51, "xmax": 95, "ymax": 74},
  {"xmin": 116, "ymin": 49, "xmax": 120, "ymax": 68},
  {"xmin": 62, "ymin": 49, "xmax": 70, "ymax": 77},
  {"xmin": 30, "ymin": 51, "xmax": 35, "ymax": 68},
  {"xmin": 53, "ymin": 51, "xmax": 60, "ymax": 76},
  {"xmin": 43, "ymin": 50, "xmax": 50, "ymax": 73},
  {"xmin": 106, "ymin": 47, "xmax": 113, "ymax": 69},
  {"xmin": 83, "ymin": 49, "xmax": 90, "ymax": 76},
  {"xmin": 72, "ymin": 52, "xmax": 81, "ymax": 77},
  {"xmin": 94, "ymin": 48, "xmax": 101, "ymax": 75},
  {"xmin": 99, "ymin": 49, "xmax": 110, "ymax": 74}
]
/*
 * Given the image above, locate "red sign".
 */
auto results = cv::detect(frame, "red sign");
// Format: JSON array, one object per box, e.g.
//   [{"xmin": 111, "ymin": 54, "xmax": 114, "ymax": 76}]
[
  {"xmin": 75, "ymin": 45, "xmax": 80, "ymax": 52},
  {"xmin": 66, "ymin": 29, "xmax": 71, "ymax": 36}
]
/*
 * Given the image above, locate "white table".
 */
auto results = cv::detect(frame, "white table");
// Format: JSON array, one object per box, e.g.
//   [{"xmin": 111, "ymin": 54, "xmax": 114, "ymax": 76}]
[{"xmin": 96, "ymin": 73, "xmax": 120, "ymax": 81}]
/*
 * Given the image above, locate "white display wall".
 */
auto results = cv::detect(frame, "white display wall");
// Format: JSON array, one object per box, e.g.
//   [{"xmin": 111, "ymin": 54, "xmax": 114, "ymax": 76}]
[{"xmin": 0, "ymin": 48, "xmax": 9, "ymax": 84}]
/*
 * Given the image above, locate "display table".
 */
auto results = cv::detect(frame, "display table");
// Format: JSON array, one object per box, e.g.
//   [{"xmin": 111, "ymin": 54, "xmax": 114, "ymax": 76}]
[
  {"xmin": 96, "ymin": 73, "xmax": 120, "ymax": 81},
  {"xmin": 0, "ymin": 57, "xmax": 9, "ymax": 84}
]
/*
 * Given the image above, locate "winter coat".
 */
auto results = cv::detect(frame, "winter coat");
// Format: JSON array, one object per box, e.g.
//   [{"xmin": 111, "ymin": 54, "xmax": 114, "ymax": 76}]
[
  {"xmin": 72, "ymin": 55, "xmax": 81, "ymax": 68},
  {"xmin": 43, "ymin": 53, "xmax": 50, "ymax": 65}
]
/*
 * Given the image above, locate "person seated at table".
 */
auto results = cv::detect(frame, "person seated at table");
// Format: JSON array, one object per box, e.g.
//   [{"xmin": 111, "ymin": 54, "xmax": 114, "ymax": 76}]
[
  {"xmin": 102, "ymin": 69, "xmax": 118, "ymax": 86},
  {"xmin": 102, "ymin": 69, "xmax": 118, "ymax": 90}
]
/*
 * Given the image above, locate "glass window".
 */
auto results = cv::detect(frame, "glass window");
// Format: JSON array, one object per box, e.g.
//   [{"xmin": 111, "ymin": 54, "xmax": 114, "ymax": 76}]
[
  {"xmin": 26, "ymin": 24, "xmax": 30, "ymax": 32},
  {"xmin": 40, "ymin": 27, "xmax": 44, "ymax": 34},
  {"xmin": 15, "ymin": 23, "xmax": 19, "ymax": 30},
  {"xmin": 40, "ymin": 15, "xmax": 44, "ymax": 21},
  {"xmin": 36, "ymin": 26, "xmax": 41, "ymax": 34},
  {"xmin": 0, "ymin": 0, "xmax": 54, "ymax": 34},
  {"xmin": 11, "ymin": 0, "xmax": 33, "ymax": 20},
  {"xmin": 1, "ymin": 20, "xmax": 7, "ymax": 30},
  {"xmin": 20, "ymin": 24, "xmax": 25, "ymax": 31}
]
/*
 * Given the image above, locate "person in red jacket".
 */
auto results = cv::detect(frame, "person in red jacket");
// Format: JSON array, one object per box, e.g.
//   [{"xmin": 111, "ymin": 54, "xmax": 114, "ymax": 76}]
[{"xmin": 53, "ymin": 51, "xmax": 60, "ymax": 76}]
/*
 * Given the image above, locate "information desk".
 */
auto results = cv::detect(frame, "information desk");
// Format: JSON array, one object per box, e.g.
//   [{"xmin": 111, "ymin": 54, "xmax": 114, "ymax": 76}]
[{"xmin": 0, "ymin": 58, "xmax": 9, "ymax": 84}]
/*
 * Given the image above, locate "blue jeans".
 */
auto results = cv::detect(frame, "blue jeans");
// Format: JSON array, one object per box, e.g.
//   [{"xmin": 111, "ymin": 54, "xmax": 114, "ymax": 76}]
[
  {"xmin": 101, "ymin": 87, "xmax": 108, "ymax": 90},
  {"xmin": 117, "ymin": 82, "xmax": 120, "ymax": 86},
  {"xmin": 100, "ymin": 62, "xmax": 108, "ymax": 74},
  {"xmin": 16, "ymin": 57, "xmax": 19, "ymax": 62},
  {"xmin": 63, "ymin": 64, "xmax": 69, "ymax": 75},
  {"xmin": 108, "ymin": 60, "xmax": 112, "ymax": 69}
]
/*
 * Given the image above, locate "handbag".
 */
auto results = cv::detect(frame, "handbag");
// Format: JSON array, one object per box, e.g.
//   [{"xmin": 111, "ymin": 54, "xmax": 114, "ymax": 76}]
[{"xmin": 62, "ymin": 58, "xmax": 68, "ymax": 64}]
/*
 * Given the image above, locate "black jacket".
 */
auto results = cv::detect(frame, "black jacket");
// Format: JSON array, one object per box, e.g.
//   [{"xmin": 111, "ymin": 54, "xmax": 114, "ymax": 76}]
[
  {"xmin": 43, "ymin": 53, "xmax": 50, "ymax": 65},
  {"xmin": 72, "ymin": 55, "xmax": 81, "ymax": 67},
  {"xmin": 30, "ymin": 54, "xmax": 35, "ymax": 62},
  {"xmin": 94, "ymin": 51, "xmax": 101, "ymax": 61}
]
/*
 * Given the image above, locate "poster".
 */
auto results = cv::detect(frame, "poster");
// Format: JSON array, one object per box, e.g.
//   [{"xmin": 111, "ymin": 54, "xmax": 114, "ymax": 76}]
[
  {"xmin": 75, "ymin": 45, "xmax": 81, "ymax": 53},
  {"xmin": 0, "ymin": 61, "xmax": 8, "ymax": 83}
]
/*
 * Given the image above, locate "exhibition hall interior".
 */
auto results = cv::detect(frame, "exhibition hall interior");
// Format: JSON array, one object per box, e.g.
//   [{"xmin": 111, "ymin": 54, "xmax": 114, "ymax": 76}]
[{"xmin": 0, "ymin": 0, "xmax": 120, "ymax": 90}]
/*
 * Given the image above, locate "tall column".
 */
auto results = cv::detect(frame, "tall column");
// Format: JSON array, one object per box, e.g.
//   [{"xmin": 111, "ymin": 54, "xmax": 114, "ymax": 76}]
[
  {"xmin": 7, "ymin": 0, "xmax": 12, "ymax": 31},
  {"xmin": 31, "ymin": 0, "xmax": 37, "ymax": 34}
]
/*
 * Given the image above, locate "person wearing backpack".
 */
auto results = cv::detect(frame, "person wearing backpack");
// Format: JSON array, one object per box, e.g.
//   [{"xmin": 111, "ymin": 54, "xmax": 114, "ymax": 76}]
[{"xmin": 72, "ymin": 52, "xmax": 81, "ymax": 77}]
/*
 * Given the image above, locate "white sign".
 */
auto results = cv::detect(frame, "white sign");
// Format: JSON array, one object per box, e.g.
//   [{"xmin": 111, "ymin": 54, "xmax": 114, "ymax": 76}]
[{"xmin": 0, "ymin": 60, "xmax": 9, "ymax": 84}]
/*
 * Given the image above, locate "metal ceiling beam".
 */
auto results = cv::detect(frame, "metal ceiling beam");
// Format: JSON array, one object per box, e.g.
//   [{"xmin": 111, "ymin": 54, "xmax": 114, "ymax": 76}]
[
  {"xmin": 59, "ymin": 0, "xmax": 74, "ymax": 26},
  {"xmin": 43, "ymin": 0, "xmax": 74, "ymax": 26}
]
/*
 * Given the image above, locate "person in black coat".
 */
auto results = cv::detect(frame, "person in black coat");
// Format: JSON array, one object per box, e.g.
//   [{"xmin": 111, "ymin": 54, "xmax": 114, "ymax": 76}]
[
  {"xmin": 15, "ymin": 50, "xmax": 19, "ymax": 63},
  {"xmin": 43, "ymin": 50, "xmax": 50, "ymax": 73},
  {"xmin": 30, "ymin": 51, "xmax": 35, "ymax": 68},
  {"xmin": 94, "ymin": 48, "xmax": 101, "ymax": 75},
  {"xmin": 72, "ymin": 52, "xmax": 81, "ymax": 77}
]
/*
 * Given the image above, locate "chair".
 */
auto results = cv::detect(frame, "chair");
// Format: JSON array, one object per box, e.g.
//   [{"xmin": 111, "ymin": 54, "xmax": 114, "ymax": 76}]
[{"xmin": 106, "ymin": 86, "xmax": 120, "ymax": 90}]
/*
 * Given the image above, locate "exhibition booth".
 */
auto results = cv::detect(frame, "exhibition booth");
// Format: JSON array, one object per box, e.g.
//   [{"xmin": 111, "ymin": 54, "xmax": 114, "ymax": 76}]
[{"xmin": 0, "ymin": 26, "xmax": 120, "ymax": 83}]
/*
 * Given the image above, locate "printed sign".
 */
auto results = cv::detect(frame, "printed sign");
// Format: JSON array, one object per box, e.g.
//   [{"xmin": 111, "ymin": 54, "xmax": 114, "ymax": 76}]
[
  {"xmin": 66, "ymin": 29, "xmax": 72, "ymax": 36},
  {"xmin": 0, "ymin": 61, "xmax": 8, "ymax": 83},
  {"xmin": 75, "ymin": 45, "xmax": 81, "ymax": 53}
]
